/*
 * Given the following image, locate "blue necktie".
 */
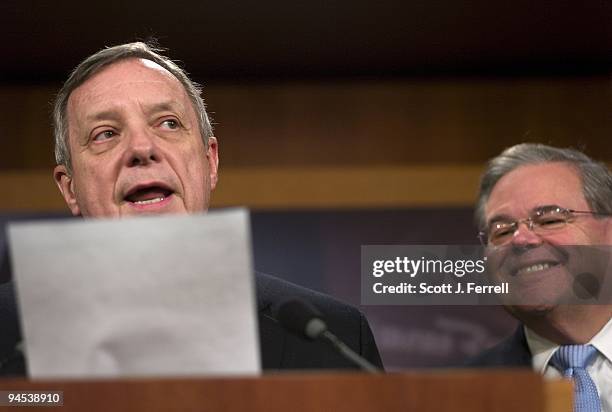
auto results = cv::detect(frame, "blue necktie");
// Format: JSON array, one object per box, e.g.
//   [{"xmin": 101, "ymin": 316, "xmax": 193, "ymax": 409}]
[{"xmin": 550, "ymin": 345, "xmax": 601, "ymax": 412}]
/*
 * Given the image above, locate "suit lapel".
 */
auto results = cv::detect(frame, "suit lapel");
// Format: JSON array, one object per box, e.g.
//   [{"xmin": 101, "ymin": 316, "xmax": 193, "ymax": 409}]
[{"xmin": 505, "ymin": 326, "xmax": 532, "ymax": 367}]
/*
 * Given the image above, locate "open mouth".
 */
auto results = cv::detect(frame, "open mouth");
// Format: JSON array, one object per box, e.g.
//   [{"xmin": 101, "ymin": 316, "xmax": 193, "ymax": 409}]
[
  {"xmin": 124, "ymin": 185, "xmax": 174, "ymax": 206},
  {"xmin": 513, "ymin": 261, "xmax": 560, "ymax": 276}
]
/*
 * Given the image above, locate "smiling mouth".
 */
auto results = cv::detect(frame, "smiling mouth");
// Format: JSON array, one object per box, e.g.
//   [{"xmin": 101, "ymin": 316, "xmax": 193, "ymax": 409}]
[
  {"xmin": 514, "ymin": 262, "xmax": 560, "ymax": 276},
  {"xmin": 124, "ymin": 186, "xmax": 174, "ymax": 205}
]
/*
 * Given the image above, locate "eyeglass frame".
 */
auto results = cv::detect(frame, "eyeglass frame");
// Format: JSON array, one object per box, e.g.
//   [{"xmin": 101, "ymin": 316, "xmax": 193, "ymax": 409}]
[{"xmin": 478, "ymin": 205, "xmax": 611, "ymax": 247}]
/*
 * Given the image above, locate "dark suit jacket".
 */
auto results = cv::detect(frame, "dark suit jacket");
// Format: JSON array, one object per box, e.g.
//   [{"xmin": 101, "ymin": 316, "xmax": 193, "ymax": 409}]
[
  {"xmin": 0, "ymin": 274, "xmax": 382, "ymax": 376},
  {"xmin": 466, "ymin": 326, "xmax": 532, "ymax": 368}
]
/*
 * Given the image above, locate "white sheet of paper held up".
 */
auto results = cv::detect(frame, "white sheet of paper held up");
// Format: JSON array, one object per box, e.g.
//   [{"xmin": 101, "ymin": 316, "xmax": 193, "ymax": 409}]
[{"xmin": 7, "ymin": 209, "xmax": 260, "ymax": 378}]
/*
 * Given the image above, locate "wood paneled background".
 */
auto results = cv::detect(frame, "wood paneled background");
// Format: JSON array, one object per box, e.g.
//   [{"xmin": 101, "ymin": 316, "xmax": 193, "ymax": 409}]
[{"xmin": 1, "ymin": 1, "xmax": 610, "ymax": 211}]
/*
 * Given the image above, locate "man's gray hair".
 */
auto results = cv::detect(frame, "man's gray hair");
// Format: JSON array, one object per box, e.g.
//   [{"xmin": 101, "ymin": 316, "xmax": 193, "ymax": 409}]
[
  {"xmin": 475, "ymin": 143, "xmax": 612, "ymax": 229},
  {"xmin": 53, "ymin": 42, "xmax": 213, "ymax": 173}
]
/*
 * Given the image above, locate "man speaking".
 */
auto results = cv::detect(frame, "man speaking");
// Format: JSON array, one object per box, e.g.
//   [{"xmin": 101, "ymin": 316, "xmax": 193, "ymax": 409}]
[{"xmin": 0, "ymin": 42, "xmax": 382, "ymax": 375}]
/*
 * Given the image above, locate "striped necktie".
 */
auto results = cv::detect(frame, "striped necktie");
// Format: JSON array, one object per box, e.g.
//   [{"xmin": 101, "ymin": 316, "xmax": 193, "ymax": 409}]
[{"xmin": 550, "ymin": 345, "xmax": 601, "ymax": 412}]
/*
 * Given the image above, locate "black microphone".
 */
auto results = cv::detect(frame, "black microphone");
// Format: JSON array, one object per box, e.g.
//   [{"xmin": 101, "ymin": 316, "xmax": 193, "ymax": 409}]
[{"xmin": 277, "ymin": 299, "xmax": 381, "ymax": 373}]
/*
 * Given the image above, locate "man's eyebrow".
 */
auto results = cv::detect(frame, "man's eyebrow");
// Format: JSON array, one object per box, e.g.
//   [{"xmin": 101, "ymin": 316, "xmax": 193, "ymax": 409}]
[
  {"xmin": 142, "ymin": 101, "xmax": 185, "ymax": 115},
  {"xmin": 530, "ymin": 204, "xmax": 561, "ymax": 213},
  {"xmin": 486, "ymin": 214, "xmax": 514, "ymax": 227},
  {"xmin": 486, "ymin": 204, "xmax": 563, "ymax": 227},
  {"xmin": 85, "ymin": 110, "xmax": 123, "ymax": 123},
  {"xmin": 84, "ymin": 102, "xmax": 186, "ymax": 123}
]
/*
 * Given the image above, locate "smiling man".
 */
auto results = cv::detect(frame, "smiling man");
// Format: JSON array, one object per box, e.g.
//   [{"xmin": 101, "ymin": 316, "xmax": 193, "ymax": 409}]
[
  {"xmin": 469, "ymin": 143, "xmax": 612, "ymax": 412},
  {"xmin": 0, "ymin": 42, "xmax": 382, "ymax": 375}
]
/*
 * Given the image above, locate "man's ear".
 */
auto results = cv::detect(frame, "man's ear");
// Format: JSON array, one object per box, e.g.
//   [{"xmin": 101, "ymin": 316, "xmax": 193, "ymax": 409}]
[
  {"xmin": 53, "ymin": 165, "xmax": 81, "ymax": 216},
  {"xmin": 207, "ymin": 136, "xmax": 219, "ymax": 190}
]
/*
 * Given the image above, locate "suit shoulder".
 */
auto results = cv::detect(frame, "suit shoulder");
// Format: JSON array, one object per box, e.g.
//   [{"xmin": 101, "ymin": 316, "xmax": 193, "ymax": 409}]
[
  {"xmin": 255, "ymin": 272, "xmax": 360, "ymax": 321},
  {"xmin": 254, "ymin": 272, "xmax": 383, "ymax": 370},
  {"xmin": 465, "ymin": 326, "xmax": 531, "ymax": 368}
]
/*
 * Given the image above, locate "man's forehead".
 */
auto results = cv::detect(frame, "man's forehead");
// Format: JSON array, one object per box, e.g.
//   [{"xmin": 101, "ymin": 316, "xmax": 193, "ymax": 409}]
[
  {"xmin": 485, "ymin": 162, "xmax": 587, "ymax": 220},
  {"xmin": 67, "ymin": 58, "xmax": 190, "ymax": 119},
  {"xmin": 70, "ymin": 58, "xmax": 183, "ymax": 103}
]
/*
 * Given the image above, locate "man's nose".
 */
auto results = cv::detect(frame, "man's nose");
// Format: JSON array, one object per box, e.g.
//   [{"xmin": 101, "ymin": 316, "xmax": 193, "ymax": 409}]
[
  {"xmin": 124, "ymin": 128, "xmax": 161, "ymax": 167},
  {"xmin": 510, "ymin": 221, "xmax": 542, "ymax": 247}
]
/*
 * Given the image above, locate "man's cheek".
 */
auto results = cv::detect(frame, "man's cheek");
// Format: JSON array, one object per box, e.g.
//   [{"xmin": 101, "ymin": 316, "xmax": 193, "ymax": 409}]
[{"xmin": 485, "ymin": 247, "xmax": 509, "ymax": 278}]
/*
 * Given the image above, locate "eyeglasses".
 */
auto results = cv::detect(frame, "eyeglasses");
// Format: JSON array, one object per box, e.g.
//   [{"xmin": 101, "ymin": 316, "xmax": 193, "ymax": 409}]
[{"xmin": 478, "ymin": 205, "xmax": 610, "ymax": 247}]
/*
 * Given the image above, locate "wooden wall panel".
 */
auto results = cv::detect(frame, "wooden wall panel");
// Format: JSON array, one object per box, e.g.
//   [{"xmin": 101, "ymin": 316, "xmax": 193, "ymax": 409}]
[
  {"xmin": 209, "ymin": 76, "xmax": 612, "ymax": 166},
  {"xmin": 3, "ymin": 163, "xmax": 611, "ymax": 212},
  {"xmin": 1, "ymin": 75, "xmax": 610, "ymax": 210},
  {"xmin": 1, "ymin": 75, "xmax": 610, "ymax": 172},
  {"xmin": 0, "ymin": 86, "xmax": 58, "ymax": 169},
  {"xmin": 0, "ymin": 166, "xmax": 484, "ymax": 212}
]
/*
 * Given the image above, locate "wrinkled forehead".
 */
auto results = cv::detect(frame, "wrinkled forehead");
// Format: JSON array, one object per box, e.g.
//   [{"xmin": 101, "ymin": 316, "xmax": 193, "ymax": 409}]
[
  {"xmin": 65, "ymin": 58, "xmax": 195, "ymax": 135},
  {"xmin": 485, "ymin": 162, "xmax": 588, "ymax": 222},
  {"xmin": 69, "ymin": 58, "xmax": 184, "ymax": 103}
]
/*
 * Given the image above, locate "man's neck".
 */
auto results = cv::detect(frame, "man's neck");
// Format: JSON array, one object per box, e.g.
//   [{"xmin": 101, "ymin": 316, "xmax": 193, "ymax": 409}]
[{"xmin": 516, "ymin": 305, "xmax": 612, "ymax": 344}]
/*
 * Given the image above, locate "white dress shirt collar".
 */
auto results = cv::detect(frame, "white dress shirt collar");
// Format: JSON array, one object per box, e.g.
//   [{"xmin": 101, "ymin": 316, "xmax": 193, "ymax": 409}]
[{"xmin": 524, "ymin": 317, "xmax": 612, "ymax": 372}]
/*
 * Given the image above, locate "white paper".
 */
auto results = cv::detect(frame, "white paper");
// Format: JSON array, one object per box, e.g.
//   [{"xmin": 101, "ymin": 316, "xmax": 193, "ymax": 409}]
[{"xmin": 8, "ymin": 209, "xmax": 260, "ymax": 378}]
